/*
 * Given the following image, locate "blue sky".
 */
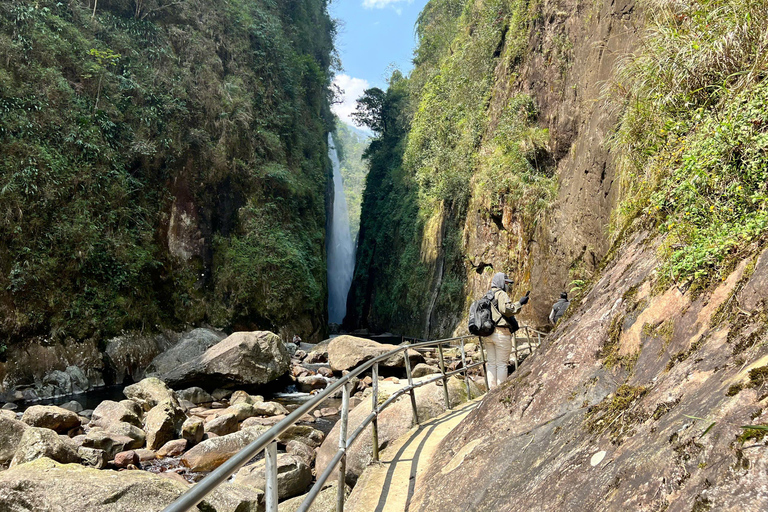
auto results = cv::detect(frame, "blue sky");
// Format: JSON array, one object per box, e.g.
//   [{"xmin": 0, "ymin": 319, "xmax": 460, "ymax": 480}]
[{"xmin": 329, "ymin": 0, "xmax": 429, "ymax": 127}]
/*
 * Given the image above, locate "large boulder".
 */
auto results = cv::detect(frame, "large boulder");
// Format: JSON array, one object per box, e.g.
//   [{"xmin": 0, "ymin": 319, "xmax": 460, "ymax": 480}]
[
  {"xmin": 181, "ymin": 416, "xmax": 205, "ymax": 445},
  {"xmin": 0, "ymin": 416, "xmax": 29, "ymax": 464},
  {"xmin": 123, "ymin": 377, "xmax": 178, "ymax": 411},
  {"xmin": 327, "ymin": 336, "xmax": 424, "ymax": 373},
  {"xmin": 181, "ymin": 426, "xmax": 269, "ymax": 472},
  {"xmin": 21, "ymin": 405, "xmax": 81, "ymax": 433},
  {"xmin": 157, "ymin": 331, "xmax": 290, "ymax": 388},
  {"xmin": 177, "ymin": 386, "xmax": 214, "ymax": 405},
  {"xmin": 103, "ymin": 332, "xmax": 175, "ymax": 385},
  {"xmin": 233, "ymin": 454, "xmax": 312, "ymax": 500},
  {"xmin": 280, "ymin": 481, "xmax": 348, "ymax": 512},
  {"xmin": 82, "ymin": 430, "xmax": 140, "ymax": 460},
  {"xmin": 252, "ymin": 401, "xmax": 289, "ymax": 417},
  {"xmin": 105, "ymin": 422, "xmax": 146, "ymax": 448},
  {"xmin": 144, "ymin": 399, "xmax": 186, "ymax": 450},
  {"xmin": 90, "ymin": 400, "xmax": 142, "ymax": 429},
  {"xmin": 144, "ymin": 328, "xmax": 227, "ymax": 376},
  {"xmin": 316, "ymin": 375, "xmax": 480, "ymax": 485},
  {"xmin": 11, "ymin": 427, "xmax": 80, "ymax": 467},
  {"xmin": 204, "ymin": 413, "xmax": 239, "ymax": 436}
]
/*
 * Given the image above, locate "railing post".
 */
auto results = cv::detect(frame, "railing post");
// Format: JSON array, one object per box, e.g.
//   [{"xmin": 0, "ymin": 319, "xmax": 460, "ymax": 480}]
[
  {"xmin": 478, "ymin": 336, "xmax": 490, "ymax": 391},
  {"xmin": 265, "ymin": 441, "xmax": 278, "ymax": 512},
  {"xmin": 403, "ymin": 346, "xmax": 419, "ymax": 426},
  {"xmin": 437, "ymin": 343, "xmax": 451, "ymax": 410},
  {"xmin": 459, "ymin": 338, "xmax": 472, "ymax": 400},
  {"xmin": 513, "ymin": 331, "xmax": 518, "ymax": 372},
  {"xmin": 337, "ymin": 382, "xmax": 350, "ymax": 512},
  {"xmin": 371, "ymin": 363, "xmax": 380, "ymax": 462}
]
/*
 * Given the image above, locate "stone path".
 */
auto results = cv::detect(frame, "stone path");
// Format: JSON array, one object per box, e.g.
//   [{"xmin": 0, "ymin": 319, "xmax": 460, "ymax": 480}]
[{"xmin": 345, "ymin": 398, "xmax": 481, "ymax": 512}]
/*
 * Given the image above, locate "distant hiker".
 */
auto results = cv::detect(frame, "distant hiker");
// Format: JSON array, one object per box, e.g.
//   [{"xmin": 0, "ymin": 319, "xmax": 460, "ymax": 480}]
[
  {"xmin": 549, "ymin": 292, "xmax": 570, "ymax": 325},
  {"xmin": 292, "ymin": 334, "xmax": 302, "ymax": 344},
  {"xmin": 482, "ymin": 272, "xmax": 529, "ymax": 389}
]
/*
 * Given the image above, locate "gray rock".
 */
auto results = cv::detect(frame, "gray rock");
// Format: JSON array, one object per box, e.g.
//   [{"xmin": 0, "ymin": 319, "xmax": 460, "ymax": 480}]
[
  {"xmin": 41, "ymin": 370, "xmax": 74, "ymax": 397},
  {"xmin": 327, "ymin": 336, "xmax": 424, "ymax": 373},
  {"xmin": 123, "ymin": 377, "xmax": 178, "ymax": 411},
  {"xmin": 212, "ymin": 388, "xmax": 233, "ymax": 401},
  {"xmin": 59, "ymin": 400, "xmax": 84, "ymax": 414},
  {"xmin": 119, "ymin": 399, "xmax": 144, "ymax": 419},
  {"xmin": 144, "ymin": 399, "xmax": 186, "ymax": 450},
  {"xmin": 285, "ymin": 440, "xmax": 315, "ymax": 467},
  {"xmin": 21, "ymin": 405, "xmax": 81, "ymax": 433},
  {"xmin": 177, "ymin": 386, "xmax": 214, "ymax": 405},
  {"xmin": 90, "ymin": 400, "xmax": 142, "ymax": 429},
  {"xmin": 104, "ymin": 333, "xmax": 173, "ymax": 384},
  {"xmin": 412, "ymin": 363, "xmax": 441, "ymax": 378},
  {"xmin": 158, "ymin": 331, "xmax": 290, "ymax": 389},
  {"xmin": 2, "ymin": 402, "xmax": 18, "ymax": 411},
  {"xmin": 297, "ymin": 374, "xmax": 328, "ymax": 392},
  {"xmin": 65, "ymin": 366, "xmax": 90, "ymax": 394},
  {"xmin": 77, "ymin": 447, "xmax": 108, "ymax": 469},
  {"xmin": 233, "ymin": 454, "xmax": 311, "ymax": 501},
  {"xmin": 204, "ymin": 413, "xmax": 239, "ymax": 436},
  {"xmin": 230, "ymin": 390, "xmax": 263, "ymax": 406},
  {"xmin": 280, "ymin": 481, "xmax": 349, "ymax": 512},
  {"xmin": 11, "ymin": 427, "xmax": 80, "ymax": 467},
  {"xmin": 252, "ymin": 401, "xmax": 289, "ymax": 417},
  {"xmin": 145, "ymin": 328, "xmax": 226, "ymax": 376},
  {"xmin": 82, "ymin": 430, "xmax": 138, "ymax": 460},
  {"xmin": 80, "ymin": 409, "xmax": 94, "ymax": 419},
  {"xmin": 0, "ymin": 415, "xmax": 29, "ymax": 464},
  {"xmin": 181, "ymin": 426, "xmax": 269, "ymax": 472},
  {"xmin": 181, "ymin": 417, "xmax": 205, "ymax": 445},
  {"xmin": 284, "ymin": 342, "xmax": 299, "ymax": 356},
  {"xmin": 106, "ymin": 421, "xmax": 146, "ymax": 448},
  {"xmin": 277, "ymin": 425, "xmax": 325, "ymax": 448}
]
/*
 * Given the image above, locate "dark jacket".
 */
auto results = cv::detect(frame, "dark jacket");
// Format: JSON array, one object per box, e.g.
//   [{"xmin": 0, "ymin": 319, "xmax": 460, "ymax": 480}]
[{"xmin": 549, "ymin": 298, "xmax": 570, "ymax": 324}]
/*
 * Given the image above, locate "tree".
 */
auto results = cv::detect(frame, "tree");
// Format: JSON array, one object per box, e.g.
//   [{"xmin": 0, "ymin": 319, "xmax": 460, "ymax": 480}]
[{"xmin": 352, "ymin": 87, "xmax": 386, "ymax": 134}]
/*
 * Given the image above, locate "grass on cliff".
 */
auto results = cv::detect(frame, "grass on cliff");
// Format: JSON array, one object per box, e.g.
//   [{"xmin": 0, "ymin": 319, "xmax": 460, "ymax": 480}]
[{"xmin": 610, "ymin": 0, "xmax": 768, "ymax": 293}]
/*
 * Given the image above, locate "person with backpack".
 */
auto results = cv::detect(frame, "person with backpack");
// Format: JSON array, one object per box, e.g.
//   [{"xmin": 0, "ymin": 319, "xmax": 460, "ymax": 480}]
[
  {"xmin": 483, "ymin": 272, "xmax": 529, "ymax": 389},
  {"xmin": 549, "ymin": 292, "xmax": 570, "ymax": 325}
]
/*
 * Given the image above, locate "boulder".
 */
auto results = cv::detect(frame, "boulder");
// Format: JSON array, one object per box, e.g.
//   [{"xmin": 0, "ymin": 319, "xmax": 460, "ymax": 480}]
[
  {"xmin": 297, "ymin": 374, "xmax": 328, "ymax": 392},
  {"xmin": 316, "ymin": 375, "xmax": 480, "ymax": 485},
  {"xmin": 204, "ymin": 413, "xmax": 239, "ymax": 436},
  {"xmin": 233, "ymin": 454, "xmax": 311, "ymax": 500},
  {"xmin": 145, "ymin": 328, "xmax": 227, "ymax": 376},
  {"xmin": 0, "ymin": 409, "xmax": 16, "ymax": 420},
  {"xmin": 105, "ymin": 421, "xmax": 146, "ymax": 448},
  {"xmin": 11, "ymin": 427, "xmax": 80, "ymax": 467},
  {"xmin": 123, "ymin": 377, "xmax": 178, "ymax": 411},
  {"xmin": 203, "ymin": 483, "xmax": 265, "ymax": 512},
  {"xmin": 211, "ymin": 388, "xmax": 233, "ymax": 401},
  {"xmin": 104, "ymin": 333, "xmax": 175, "ymax": 385},
  {"xmin": 252, "ymin": 401, "xmax": 289, "ymax": 417},
  {"xmin": 156, "ymin": 439, "xmax": 188, "ymax": 458},
  {"xmin": 285, "ymin": 440, "xmax": 315, "ymax": 467},
  {"xmin": 327, "ymin": 336, "xmax": 424, "ymax": 373},
  {"xmin": 241, "ymin": 416, "xmax": 286, "ymax": 429},
  {"xmin": 158, "ymin": 331, "xmax": 291, "ymax": 388},
  {"xmin": 412, "ymin": 363, "xmax": 441, "ymax": 378},
  {"xmin": 177, "ymin": 386, "xmax": 214, "ymax": 405},
  {"xmin": 119, "ymin": 399, "xmax": 144, "ymax": 418},
  {"xmin": 134, "ymin": 448, "xmax": 157, "ymax": 462},
  {"xmin": 113, "ymin": 450, "xmax": 140, "ymax": 468},
  {"xmin": 181, "ymin": 426, "xmax": 269, "ymax": 472},
  {"xmin": 82, "ymin": 430, "xmax": 140, "ymax": 460},
  {"xmin": 2, "ymin": 402, "xmax": 18, "ymax": 411},
  {"xmin": 59, "ymin": 400, "xmax": 84, "ymax": 414},
  {"xmin": 144, "ymin": 399, "xmax": 186, "ymax": 450},
  {"xmin": 77, "ymin": 447, "xmax": 108, "ymax": 469},
  {"xmin": 0, "ymin": 415, "xmax": 29, "ymax": 464},
  {"xmin": 21, "ymin": 405, "xmax": 81, "ymax": 433},
  {"xmin": 277, "ymin": 425, "xmax": 325, "ymax": 448},
  {"xmin": 181, "ymin": 416, "xmax": 205, "ymax": 445},
  {"xmin": 304, "ymin": 339, "xmax": 332, "ymax": 364},
  {"xmin": 317, "ymin": 367, "xmax": 333, "ymax": 378},
  {"xmin": 280, "ymin": 481, "xmax": 348, "ymax": 512},
  {"xmin": 230, "ymin": 390, "xmax": 263, "ymax": 406},
  {"xmin": 90, "ymin": 400, "xmax": 142, "ymax": 429}
]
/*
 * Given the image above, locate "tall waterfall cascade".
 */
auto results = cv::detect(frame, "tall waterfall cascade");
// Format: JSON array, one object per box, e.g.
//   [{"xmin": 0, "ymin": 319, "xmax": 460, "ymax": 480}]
[{"xmin": 327, "ymin": 133, "xmax": 355, "ymax": 324}]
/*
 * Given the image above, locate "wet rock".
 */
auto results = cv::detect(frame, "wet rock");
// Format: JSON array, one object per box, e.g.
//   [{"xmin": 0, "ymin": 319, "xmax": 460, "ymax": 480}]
[
  {"xmin": 0, "ymin": 415, "xmax": 29, "ymax": 464},
  {"xmin": 233, "ymin": 454, "xmax": 311, "ymax": 501},
  {"xmin": 90, "ymin": 400, "xmax": 142, "ymax": 429},
  {"xmin": 204, "ymin": 413, "xmax": 239, "ymax": 436},
  {"xmin": 181, "ymin": 417, "xmax": 205, "ymax": 445},
  {"xmin": 156, "ymin": 439, "xmax": 187, "ymax": 458},
  {"xmin": 144, "ymin": 399, "xmax": 186, "ymax": 450},
  {"xmin": 11, "ymin": 427, "xmax": 80, "ymax": 467},
  {"xmin": 328, "ymin": 335, "xmax": 424, "ymax": 373},
  {"xmin": 77, "ymin": 447, "xmax": 107, "ymax": 469},
  {"xmin": 157, "ymin": 331, "xmax": 290, "ymax": 389},
  {"xmin": 177, "ymin": 386, "xmax": 214, "ymax": 405},
  {"xmin": 252, "ymin": 401, "xmax": 289, "ymax": 417},
  {"xmin": 145, "ymin": 328, "xmax": 227, "ymax": 377},
  {"xmin": 123, "ymin": 377, "xmax": 178, "ymax": 411},
  {"xmin": 412, "ymin": 363, "xmax": 441, "ymax": 378},
  {"xmin": 59, "ymin": 401, "xmax": 84, "ymax": 414},
  {"xmin": 181, "ymin": 426, "xmax": 269, "ymax": 472},
  {"xmin": 114, "ymin": 450, "xmax": 140, "ymax": 468},
  {"xmin": 297, "ymin": 374, "xmax": 328, "ymax": 392},
  {"xmin": 21, "ymin": 405, "xmax": 81, "ymax": 434}
]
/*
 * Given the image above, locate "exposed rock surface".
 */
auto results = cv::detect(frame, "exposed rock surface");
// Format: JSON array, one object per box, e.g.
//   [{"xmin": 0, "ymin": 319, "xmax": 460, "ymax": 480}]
[
  {"xmin": 327, "ymin": 335, "xmax": 424, "ymax": 372},
  {"xmin": 123, "ymin": 377, "xmax": 178, "ymax": 411},
  {"xmin": 11, "ymin": 427, "xmax": 80, "ymax": 467},
  {"xmin": 0, "ymin": 416, "xmax": 28, "ymax": 464},
  {"xmin": 157, "ymin": 331, "xmax": 291, "ymax": 388},
  {"xmin": 181, "ymin": 426, "xmax": 269, "ymax": 472},
  {"xmin": 104, "ymin": 333, "xmax": 175, "ymax": 385},
  {"xmin": 90, "ymin": 400, "xmax": 142, "ymax": 429},
  {"xmin": 144, "ymin": 399, "xmax": 186, "ymax": 450},
  {"xmin": 177, "ymin": 386, "xmax": 215, "ymax": 405},
  {"xmin": 233, "ymin": 454, "xmax": 312, "ymax": 500},
  {"xmin": 280, "ymin": 482, "xmax": 348, "ymax": 512},
  {"xmin": 20, "ymin": 405, "xmax": 81, "ymax": 433},
  {"xmin": 145, "ymin": 328, "xmax": 226, "ymax": 376}
]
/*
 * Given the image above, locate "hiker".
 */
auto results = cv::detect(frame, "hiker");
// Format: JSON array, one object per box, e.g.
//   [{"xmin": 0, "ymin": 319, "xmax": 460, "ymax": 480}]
[
  {"xmin": 549, "ymin": 292, "xmax": 570, "ymax": 325},
  {"xmin": 483, "ymin": 272, "xmax": 529, "ymax": 389}
]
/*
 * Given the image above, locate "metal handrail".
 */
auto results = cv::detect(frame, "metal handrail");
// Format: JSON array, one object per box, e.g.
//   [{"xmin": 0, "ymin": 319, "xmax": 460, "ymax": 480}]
[{"xmin": 162, "ymin": 328, "xmax": 543, "ymax": 512}]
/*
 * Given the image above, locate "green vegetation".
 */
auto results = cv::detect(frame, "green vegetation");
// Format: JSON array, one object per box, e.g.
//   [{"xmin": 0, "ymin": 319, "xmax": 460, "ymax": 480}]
[
  {"xmin": 611, "ymin": 0, "xmax": 768, "ymax": 293},
  {"xmin": 0, "ymin": 0, "xmax": 336, "ymax": 343},
  {"xmin": 584, "ymin": 384, "xmax": 648, "ymax": 444},
  {"xmin": 346, "ymin": 0, "xmax": 557, "ymax": 334},
  {"xmin": 332, "ymin": 121, "xmax": 370, "ymax": 242}
]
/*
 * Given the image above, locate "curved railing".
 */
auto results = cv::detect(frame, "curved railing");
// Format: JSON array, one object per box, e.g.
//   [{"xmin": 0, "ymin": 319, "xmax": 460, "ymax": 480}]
[{"xmin": 162, "ymin": 328, "xmax": 546, "ymax": 512}]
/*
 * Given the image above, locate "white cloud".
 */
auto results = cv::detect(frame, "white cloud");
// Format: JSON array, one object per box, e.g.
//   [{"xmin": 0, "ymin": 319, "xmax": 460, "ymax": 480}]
[
  {"xmin": 362, "ymin": 0, "xmax": 413, "ymax": 9},
  {"xmin": 332, "ymin": 74, "xmax": 371, "ymax": 130}
]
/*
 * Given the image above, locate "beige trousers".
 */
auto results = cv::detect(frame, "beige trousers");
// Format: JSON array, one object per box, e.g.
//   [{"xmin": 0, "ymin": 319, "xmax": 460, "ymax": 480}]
[{"xmin": 483, "ymin": 326, "xmax": 512, "ymax": 389}]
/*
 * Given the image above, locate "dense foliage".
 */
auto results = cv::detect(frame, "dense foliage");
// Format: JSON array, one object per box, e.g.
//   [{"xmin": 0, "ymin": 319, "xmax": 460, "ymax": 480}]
[
  {"xmin": 0, "ymin": 0, "xmax": 336, "ymax": 346},
  {"xmin": 346, "ymin": 0, "xmax": 556, "ymax": 335},
  {"xmin": 332, "ymin": 121, "xmax": 369, "ymax": 242},
  {"xmin": 612, "ymin": 0, "xmax": 768, "ymax": 292}
]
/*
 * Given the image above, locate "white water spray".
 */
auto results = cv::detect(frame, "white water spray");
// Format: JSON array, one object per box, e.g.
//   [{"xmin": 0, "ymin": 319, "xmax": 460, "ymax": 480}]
[{"xmin": 327, "ymin": 133, "xmax": 355, "ymax": 324}]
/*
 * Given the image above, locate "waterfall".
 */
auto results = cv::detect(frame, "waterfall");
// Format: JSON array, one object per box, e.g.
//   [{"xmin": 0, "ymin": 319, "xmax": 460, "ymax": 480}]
[{"xmin": 327, "ymin": 133, "xmax": 355, "ymax": 324}]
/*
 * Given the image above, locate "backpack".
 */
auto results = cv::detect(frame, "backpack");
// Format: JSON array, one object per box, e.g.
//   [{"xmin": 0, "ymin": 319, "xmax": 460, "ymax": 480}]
[{"xmin": 468, "ymin": 289, "xmax": 498, "ymax": 336}]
